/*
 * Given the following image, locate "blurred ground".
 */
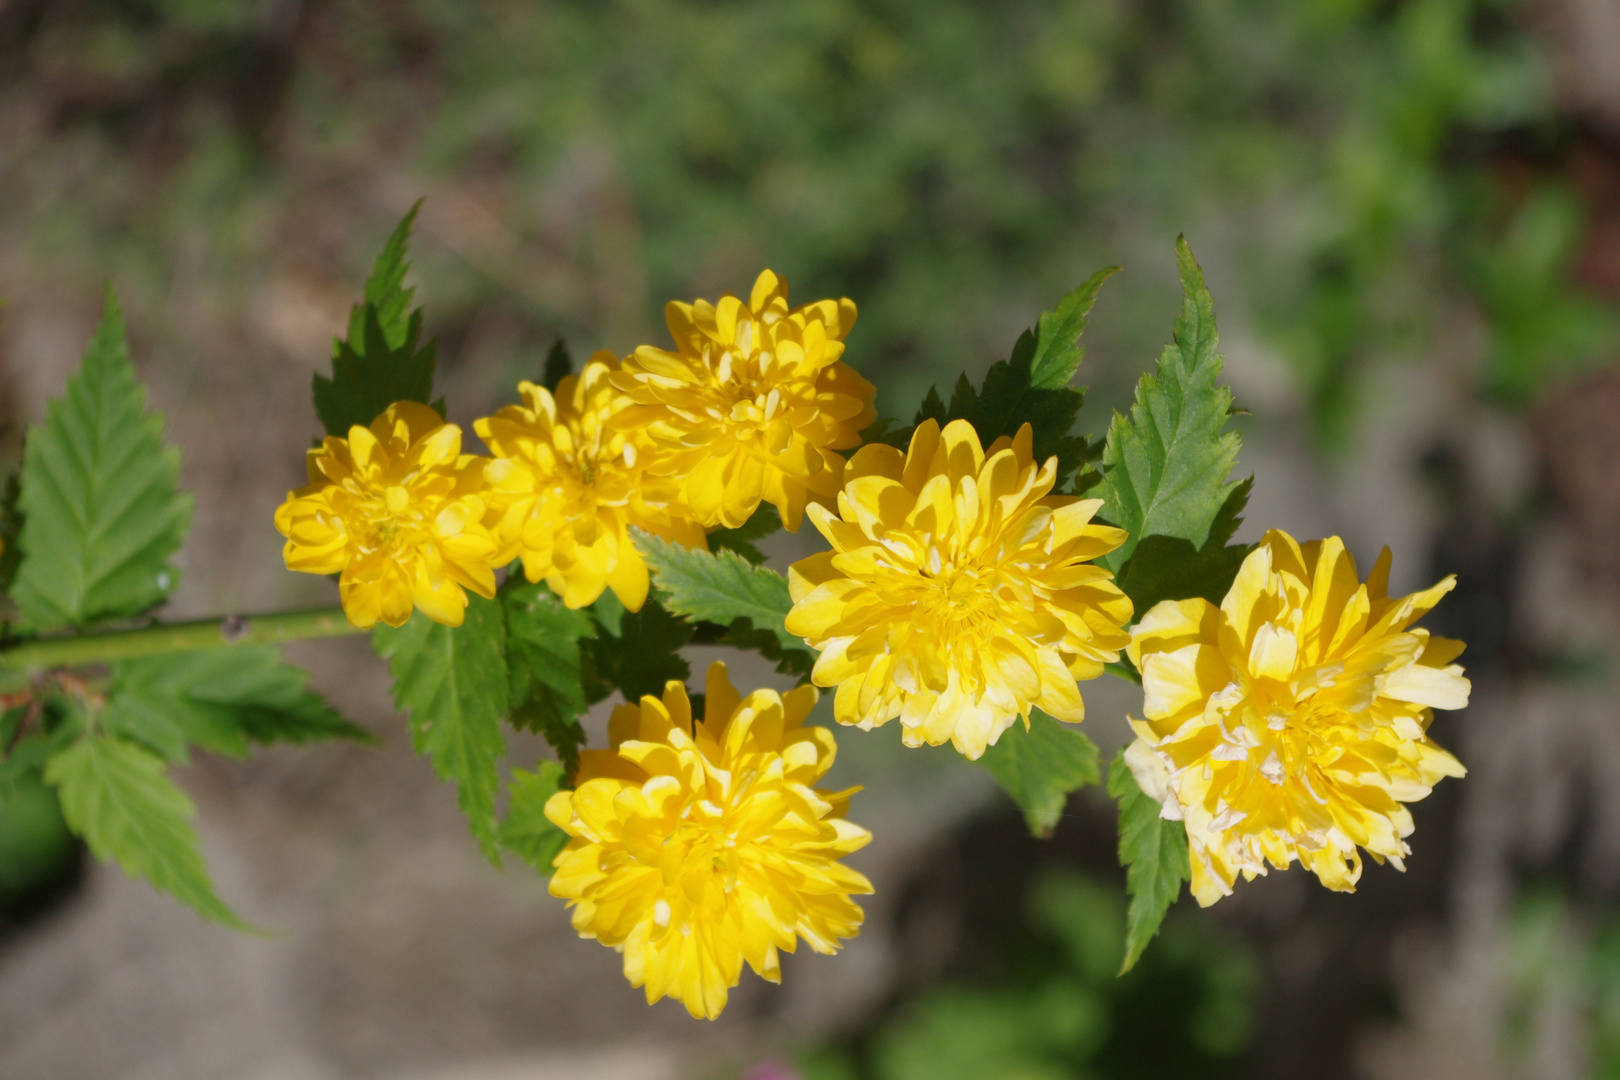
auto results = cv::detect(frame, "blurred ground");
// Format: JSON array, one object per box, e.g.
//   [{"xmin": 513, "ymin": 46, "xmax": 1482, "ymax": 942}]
[{"xmin": 3, "ymin": 2, "xmax": 1620, "ymax": 1079}]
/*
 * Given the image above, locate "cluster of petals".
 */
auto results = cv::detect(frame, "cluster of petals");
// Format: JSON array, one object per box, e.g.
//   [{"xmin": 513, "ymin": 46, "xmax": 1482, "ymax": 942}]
[
  {"xmin": 275, "ymin": 402, "xmax": 499, "ymax": 629},
  {"xmin": 544, "ymin": 662, "xmax": 872, "ymax": 1019},
  {"xmin": 1124, "ymin": 529, "xmax": 1470, "ymax": 905},
  {"xmin": 785, "ymin": 418, "xmax": 1134, "ymax": 760},
  {"xmin": 475, "ymin": 355, "xmax": 705, "ymax": 612},
  {"xmin": 612, "ymin": 270, "xmax": 877, "ymax": 532}
]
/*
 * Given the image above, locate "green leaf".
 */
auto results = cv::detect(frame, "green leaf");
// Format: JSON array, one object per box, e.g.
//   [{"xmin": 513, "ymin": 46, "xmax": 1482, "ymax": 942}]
[
  {"xmin": 0, "ymin": 471, "xmax": 24, "ymax": 598},
  {"xmin": 1111, "ymin": 478, "xmax": 1254, "ymax": 624},
  {"xmin": 313, "ymin": 203, "xmax": 440, "ymax": 436},
  {"xmin": 633, "ymin": 529, "xmax": 806, "ymax": 658},
  {"xmin": 910, "ymin": 267, "xmax": 1117, "ymax": 492},
  {"xmin": 1022, "ymin": 266, "xmax": 1120, "ymax": 389},
  {"xmin": 13, "ymin": 291, "xmax": 193, "ymax": 631},
  {"xmin": 1096, "ymin": 237, "xmax": 1241, "ymax": 575},
  {"xmin": 45, "ymin": 734, "xmax": 251, "ymax": 930},
  {"xmin": 977, "ymin": 711, "xmax": 1101, "ymax": 837},
  {"xmin": 503, "ymin": 580, "xmax": 595, "ymax": 778},
  {"xmin": 542, "ymin": 338, "xmax": 573, "ymax": 392},
  {"xmin": 500, "ymin": 760, "xmax": 569, "ymax": 875},
  {"xmin": 1108, "ymin": 750, "xmax": 1190, "ymax": 974},
  {"xmin": 585, "ymin": 591, "xmax": 692, "ymax": 704},
  {"xmin": 374, "ymin": 595, "xmax": 509, "ymax": 864},
  {"xmin": 102, "ymin": 647, "xmax": 373, "ymax": 764},
  {"xmin": 707, "ymin": 504, "xmax": 781, "ymax": 565}
]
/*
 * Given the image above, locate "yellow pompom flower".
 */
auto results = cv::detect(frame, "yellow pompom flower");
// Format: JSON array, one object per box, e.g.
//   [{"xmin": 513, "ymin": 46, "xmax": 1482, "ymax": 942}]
[
  {"xmin": 785, "ymin": 418, "xmax": 1134, "ymax": 760},
  {"xmin": 544, "ymin": 662, "xmax": 872, "ymax": 1020},
  {"xmin": 475, "ymin": 354, "xmax": 704, "ymax": 612},
  {"xmin": 612, "ymin": 269, "xmax": 877, "ymax": 532},
  {"xmin": 1124, "ymin": 529, "xmax": 1470, "ymax": 906},
  {"xmin": 275, "ymin": 401, "xmax": 500, "ymax": 629}
]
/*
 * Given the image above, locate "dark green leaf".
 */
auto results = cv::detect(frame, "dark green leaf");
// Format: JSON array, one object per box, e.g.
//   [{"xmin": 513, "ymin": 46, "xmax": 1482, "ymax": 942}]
[
  {"xmin": 707, "ymin": 504, "xmax": 781, "ymax": 565},
  {"xmin": 374, "ymin": 595, "xmax": 509, "ymax": 864},
  {"xmin": 633, "ymin": 529, "xmax": 805, "ymax": 658},
  {"xmin": 1108, "ymin": 750, "xmax": 1190, "ymax": 974},
  {"xmin": 45, "ymin": 733, "xmax": 252, "ymax": 930},
  {"xmin": 102, "ymin": 647, "xmax": 373, "ymax": 764},
  {"xmin": 1112, "ymin": 478, "xmax": 1254, "ymax": 623},
  {"xmin": 586, "ymin": 592, "xmax": 692, "ymax": 704},
  {"xmin": 1097, "ymin": 237, "xmax": 1242, "ymax": 575},
  {"xmin": 542, "ymin": 338, "xmax": 572, "ymax": 392},
  {"xmin": 500, "ymin": 760, "xmax": 569, "ymax": 876},
  {"xmin": 977, "ymin": 711, "xmax": 1101, "ymax": 837},
  {"xmin": 503, "ymin": 580, "xmax": 595, "ymax": 778},
  {"xmin": 13, "ymin": 291, "xmax": 193, "ymax": 631},
  {"xmin": 0, "ymin": 472, "xmax": 23, "ymax": 598},
  {"xmin": 313, "ymin": 204, "xmax": 440, "ymax": 436}
]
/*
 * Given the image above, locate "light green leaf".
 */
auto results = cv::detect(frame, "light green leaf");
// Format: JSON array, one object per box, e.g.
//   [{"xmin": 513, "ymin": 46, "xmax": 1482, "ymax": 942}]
[
  {"xmin": 500, "ymin": 760, "xmax": 569, "ymax": 876},
  {"xmin": 503, "ymin": 581, "xmax": 594, "ymax": 778},
  {"xmin": 633, "ymin": 530, "xmax": 808, "ymax": 660},
  {"xmin": 1097, "ymin": 237, "xmax": 1242, "ymax": 574},
  {"xmin": 374, "ymin": 595, "xmax": 509, "ymax": 865},
  {"xmin": 977, "ymin": 711, "xmax": 1101, "ymax": 837},
  {"xmin": 45, "ymin": 734, "xmax": 251, "ymax": 930},
  {"xmin": 13, "ymin": 290, "xmax": 193, "ymax": 631},
  {"xmin": 1107, "ymin": 750, "xmax": 1190, "ymax": 974},
  {"xmin": 1023, "ymin": 265, "xmax": 1120, "ymax": 390},
  {"xmin": 102, "ymin": 646, "xmax": 374, "ymax": 764},
  {"xmin": 706, "ymin": 504, "xmax": 781, "ymax": 565},
  {"xmin": 314, "ymin": 203, "xmax": 440, "ymax": 436}
]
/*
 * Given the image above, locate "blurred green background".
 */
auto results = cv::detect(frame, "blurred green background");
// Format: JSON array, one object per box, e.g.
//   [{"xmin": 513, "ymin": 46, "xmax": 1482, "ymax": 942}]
[{"xmin": 4, "ymin": 1, "xmax": 1620, "ymax": 1078}]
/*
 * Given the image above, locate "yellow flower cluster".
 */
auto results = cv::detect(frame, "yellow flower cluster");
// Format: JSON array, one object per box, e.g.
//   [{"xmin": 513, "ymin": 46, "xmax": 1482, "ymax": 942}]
[
  {"xmin": 545, "ymin": 663, "xmax": 872, "ymax": 1019},
  {"xmin": 614, "ymin": 269, "xmax": 877, "ymax": 532},
  {"xmin": 1124, "ymin": 530, "xmax": 1469, "ymax": 905},
  {"xmin": 785, "ymin": 418, "xmax": 1133, "ymax": 759},
  {"xmin": 277, "ymin": 271, "xmax": 872, "ymax": 628},
  {"xmin": 274, "ymin": 402, "xmax": 500, "ymax": 629}
]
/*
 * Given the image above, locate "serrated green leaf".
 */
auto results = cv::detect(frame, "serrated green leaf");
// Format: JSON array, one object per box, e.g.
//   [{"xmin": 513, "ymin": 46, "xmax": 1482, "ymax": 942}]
[
  {"xmin": 45, "ymin": 733, "xmax": 252, "ymax": 930},
  {"xmin": 977, "ymin": 710, "xmax": 1101, "ymax": 837},
  {"xmin": 1112, "ymin": 478, "xmax": 1255, "ymax": 623},
  {"xmin": 1108, "ymin": 750, "xmax": 1190, "ymax": 974},
  {"xmin": 586, "ymin": 592, "xmax": 692, "ymax": 704},
  {"xmin": 1097, "ymin": 238, "xmax": 1241, "ymax": 575},
  {"xmin": 503, "ymin": 580, "xmax": 595, "ymax": 778},
  {"xmin": 500, "ymin": 760, "xmax": 569, "ymax": 875},
  {"xmin": 1022, "ymin": 266, "xmax": 1120, "ymax": 390},
  {"xmin": 314, "ymin": 204, "xmax": 439, "ymax": 436},
  {"xmin": 13, "ymin": 291, "xmax": 193, "ymax": 631},
  {"xmin": 633, "ymin": 529, "xmax": 805, "ymax": 657},
  {"xmin": 102, "ymin": 647, "xmax": 374, "ymax": 764},
  {"xmin": 542, "ymin": 338, "xmax": 572, "ymax": 392},
  {"xmin": 374, "ymin": 595, "xmax": 508, "ymax": 865}
]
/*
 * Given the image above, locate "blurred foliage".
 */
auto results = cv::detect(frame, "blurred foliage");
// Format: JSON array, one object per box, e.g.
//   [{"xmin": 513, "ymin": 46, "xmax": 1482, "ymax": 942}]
[
  {"xmin": 797, "ymin": 869, "xmax": 1257, "ymax": 1080},
  {"xmin": 3, "ymin": 0, "xmax": 1616, "ymax": 446},
  {"xmin": 1504, "ymin": 887, "xmax": 1620, "ymax": 1076}
]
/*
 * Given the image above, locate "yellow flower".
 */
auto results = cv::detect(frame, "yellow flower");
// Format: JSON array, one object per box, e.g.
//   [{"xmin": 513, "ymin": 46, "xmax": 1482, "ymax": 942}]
[
  {"xmin": 785, "ymin": 418, "xmax": 1133, "ymax": 760},
  {"xmin": 1124, "ymin": 529, "xmax": 1470, "ymax": 906},
  {"xmin": 544, "ymin": 662, "xmax": 872, "ymax": 1020},
  {"xmin": 475, "ymin": 355, "xmax": 704, "ymax": 611},
  {"xmin": 612, "ymin": 269, "xmax": 877, "ymax": 532},
  {"xmin": 275, "ymin": 401, "xmax": 499, "ymax": 629}
]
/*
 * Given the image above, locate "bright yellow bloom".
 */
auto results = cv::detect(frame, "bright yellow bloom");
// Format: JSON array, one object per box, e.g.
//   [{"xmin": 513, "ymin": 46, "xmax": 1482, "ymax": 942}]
[
  {"xmin": 475, "ymin": 355, "xmax": 704, "ymax": 611},
  {"xmin": 544, "ymin": 662, "xmax": 872, "ymax": 1020},
  {"xmin": 275, "ymin": 402, "xmax": 500, "ymax": 629},
  {"xmin": 1124, "ymin": 530, "xmax": 1470, "ymax": 906},
  {"xmin": 785, "ymin": 418, "xmax": 1133, "ymax": 760},
  {"xmin": 612, "ymin": 270, "xmax": 877, "ymax": 532}
]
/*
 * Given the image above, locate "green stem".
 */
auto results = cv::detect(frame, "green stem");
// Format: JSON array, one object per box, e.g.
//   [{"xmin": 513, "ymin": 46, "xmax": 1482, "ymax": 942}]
[{"xmin": 0, "ymin": 608, "xmax": 363, "ymax": 673}]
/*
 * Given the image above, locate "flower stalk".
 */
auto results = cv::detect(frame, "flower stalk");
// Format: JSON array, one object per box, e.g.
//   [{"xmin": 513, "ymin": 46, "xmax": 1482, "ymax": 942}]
[{"xmin": 0, "ymin": 607, "xmax": 362, "ymax": 674}]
